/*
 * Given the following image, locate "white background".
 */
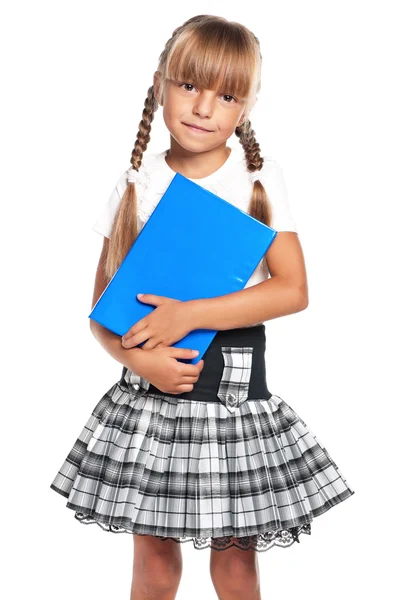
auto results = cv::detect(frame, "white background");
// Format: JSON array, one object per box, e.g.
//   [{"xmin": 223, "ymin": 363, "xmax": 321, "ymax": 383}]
[{"xmin": 2, "ymin": 1, "xmax": 396, "ymax": 598}]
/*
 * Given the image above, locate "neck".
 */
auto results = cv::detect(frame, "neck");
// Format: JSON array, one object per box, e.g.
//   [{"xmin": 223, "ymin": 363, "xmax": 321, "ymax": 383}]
[{"xmin": 165, "ymin": 142, "xmax": 231, "ymax": 179}]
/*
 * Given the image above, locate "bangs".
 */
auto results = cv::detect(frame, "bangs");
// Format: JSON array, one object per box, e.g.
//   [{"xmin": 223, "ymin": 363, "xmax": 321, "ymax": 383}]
[{"xmin": 164, "ymin": 22, "xmax": 259, "ymax": 104}]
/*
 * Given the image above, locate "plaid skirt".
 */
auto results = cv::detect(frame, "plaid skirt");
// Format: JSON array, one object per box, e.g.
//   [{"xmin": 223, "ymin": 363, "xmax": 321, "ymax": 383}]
[{"xmin": 50, "ymin": 324, "xmax": 355, "ymax": 553}]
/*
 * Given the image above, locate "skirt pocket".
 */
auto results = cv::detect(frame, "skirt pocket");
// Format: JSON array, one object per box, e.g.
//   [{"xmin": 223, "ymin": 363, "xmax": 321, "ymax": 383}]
[
  {"xmin": 216, "ymin": 346, "xmax": 253, "ymax": 413},
  {"xmin": 123, "ymin": 368, "xmax": 151, "ymax": 395}
]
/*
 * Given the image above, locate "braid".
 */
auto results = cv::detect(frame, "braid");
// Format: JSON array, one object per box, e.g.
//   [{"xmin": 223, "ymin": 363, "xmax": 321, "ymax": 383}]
[
  {"xmin": 104, "ymin": 85, "xmax": 159, "ymax": 281},
  {"xmin": 235, "ymin": 119, "xmax": 273, "ymax": 229},
  {"xmin": 129, "ymin": 86, "xmax": 158, "ymax": 171},
  {"xmin": 236, "ymin": 119, "xmax": 264, "ymax": 172}
]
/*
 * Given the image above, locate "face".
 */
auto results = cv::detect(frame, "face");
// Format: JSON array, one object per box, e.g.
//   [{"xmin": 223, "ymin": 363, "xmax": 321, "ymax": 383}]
[{"xmin": 154, "ymin": 73, "xmax": 247, "ymax": 153}]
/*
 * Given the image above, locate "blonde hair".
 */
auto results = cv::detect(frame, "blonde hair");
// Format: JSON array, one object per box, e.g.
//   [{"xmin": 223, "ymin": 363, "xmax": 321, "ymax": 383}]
[{"xmin": 104, "ymin": 14, "xmax": 272, "ymax": 281}]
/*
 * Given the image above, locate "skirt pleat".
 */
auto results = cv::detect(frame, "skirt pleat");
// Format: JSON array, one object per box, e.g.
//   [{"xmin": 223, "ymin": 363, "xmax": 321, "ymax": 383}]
[{"xmin": 50, "ymin": 380, "xmax": 355, "ymax": 552}]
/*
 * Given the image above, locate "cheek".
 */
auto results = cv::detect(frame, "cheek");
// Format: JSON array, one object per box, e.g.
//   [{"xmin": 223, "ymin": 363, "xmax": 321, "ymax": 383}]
[
  {"xmin": 162, "ymin": 108, "xmax": 178, "ymax": 133},
  {"xmin": 163, "ymin": 103, "xmax": 186, "ymax": 129},
  {"xmin": 216, "ymin": 106, "xmax": 242, "ymax": 129},
  {"xmin": 217, "ymin": 116, "xmax": 238, "ymax": 136}
]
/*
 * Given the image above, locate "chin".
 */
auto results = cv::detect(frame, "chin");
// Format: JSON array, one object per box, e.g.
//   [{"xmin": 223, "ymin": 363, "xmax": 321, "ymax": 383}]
[{"xmin": 171, "ymin": 135, "xmax": 210, "ymax": 153}]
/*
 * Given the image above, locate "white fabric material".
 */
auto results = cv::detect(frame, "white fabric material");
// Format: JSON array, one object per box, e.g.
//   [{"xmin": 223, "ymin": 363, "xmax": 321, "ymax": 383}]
[
  {"xmin": 92, "ymin": 147, "xmax": 298, "ymax": 315},
  {"xmin": 251, "ymin": 170, "xmax": 262, "ymax": 183}
]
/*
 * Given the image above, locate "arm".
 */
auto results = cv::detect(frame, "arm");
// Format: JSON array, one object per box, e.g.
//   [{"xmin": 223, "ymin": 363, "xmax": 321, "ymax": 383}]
[
  {"xmin": 90, "ymin": 237, "xmax": 145, "ymax": 370},
  {"xmin": 188, "ymin": 232, "xmax": 309, "ymax": 331}
]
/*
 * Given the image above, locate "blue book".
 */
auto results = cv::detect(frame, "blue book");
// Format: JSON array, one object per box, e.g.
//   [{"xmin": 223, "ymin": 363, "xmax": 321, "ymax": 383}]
[{"xmin": 88, "ymin": 172, "xmax": 277, "ymax": 364}]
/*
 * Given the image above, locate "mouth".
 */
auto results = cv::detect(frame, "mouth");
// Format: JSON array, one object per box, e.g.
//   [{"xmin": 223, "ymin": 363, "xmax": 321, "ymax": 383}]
[{"xmin": 183, "ymin": 122, "xmax": 213, "ymax": 133}]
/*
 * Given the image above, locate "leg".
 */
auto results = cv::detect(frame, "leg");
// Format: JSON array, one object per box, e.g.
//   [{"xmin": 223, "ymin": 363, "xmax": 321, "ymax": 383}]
[
  {"xmin": 130, "ymin": 535, "xmax": 183, "ymax": 600},
  {"xmin": 210, "ymin": 538, "xmax": 262, "ymax": 600}
]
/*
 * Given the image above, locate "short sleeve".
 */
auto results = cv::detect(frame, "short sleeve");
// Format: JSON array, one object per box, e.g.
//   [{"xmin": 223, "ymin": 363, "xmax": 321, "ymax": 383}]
[
  {"xmin": 92, "ymin": 168, "xmax": 130, "ymax": 238},
  {"xmin": 260, "ymin": 158, "xmax": 298, "ymax": 232}
]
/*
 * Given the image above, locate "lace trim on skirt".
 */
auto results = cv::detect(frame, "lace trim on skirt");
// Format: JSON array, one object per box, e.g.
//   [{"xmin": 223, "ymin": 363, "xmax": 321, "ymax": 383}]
[{"xmin": 74, "ymin": 511, "xmax": 312, "ymax": 552}]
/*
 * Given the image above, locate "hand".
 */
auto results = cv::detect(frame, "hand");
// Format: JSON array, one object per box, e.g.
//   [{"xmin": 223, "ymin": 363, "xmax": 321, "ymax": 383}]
[
  {"xmin": 133, "ymin": 346, "xmax": 205, "ymax": 395},
  {"xmin": 121, "ymin": 293, "xmax": 194, "ymax": 350}
]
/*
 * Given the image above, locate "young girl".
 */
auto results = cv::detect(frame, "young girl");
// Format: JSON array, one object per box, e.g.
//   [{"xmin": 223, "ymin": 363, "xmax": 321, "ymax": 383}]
[{"xmin": 50, "ymin": 14, "xmax": 355, "ymax": 600}]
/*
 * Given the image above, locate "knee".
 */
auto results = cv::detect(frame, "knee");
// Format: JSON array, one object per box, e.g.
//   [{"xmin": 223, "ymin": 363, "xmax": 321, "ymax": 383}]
[
  {"xmin": 138, "ymin": 553, "xmax": 182, "ymax": 586},
  {"xmin": 133, "ymin": 538, "xmax": 183, "ymax": 591},
  {"xmin": 210, "ymin": 549, "xmax": 259, "ymax": 588}
]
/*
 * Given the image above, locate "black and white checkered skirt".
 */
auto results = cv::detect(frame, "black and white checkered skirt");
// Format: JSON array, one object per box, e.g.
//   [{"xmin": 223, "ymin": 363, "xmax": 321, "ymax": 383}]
[{"xmin": 50, "ymin": 324, "xmax": 355, "ymax": 553}]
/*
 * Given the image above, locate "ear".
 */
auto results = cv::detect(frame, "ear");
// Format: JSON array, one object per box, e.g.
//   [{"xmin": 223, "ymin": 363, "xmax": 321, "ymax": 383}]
[{"xmin": 153, "ymin": 71, "xmax": 163, "ymax": 106}]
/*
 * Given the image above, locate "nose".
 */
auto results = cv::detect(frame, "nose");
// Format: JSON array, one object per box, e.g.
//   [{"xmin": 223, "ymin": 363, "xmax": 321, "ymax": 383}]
[{"xmin": 192, "ymin": 90, "xmax": 215, "ymax": 119}]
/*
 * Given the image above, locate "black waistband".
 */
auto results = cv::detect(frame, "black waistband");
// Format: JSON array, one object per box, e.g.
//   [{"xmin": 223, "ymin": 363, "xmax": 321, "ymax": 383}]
[{"xmin": 120, "ymin": 324, "xmax": 272, "ymax": 402}]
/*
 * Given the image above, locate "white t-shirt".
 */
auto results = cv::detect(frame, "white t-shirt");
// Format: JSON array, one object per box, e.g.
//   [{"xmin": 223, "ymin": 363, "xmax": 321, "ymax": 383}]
[{"xmin": 92, "ymin": 146, "xmax": 298, "ymax": 326}]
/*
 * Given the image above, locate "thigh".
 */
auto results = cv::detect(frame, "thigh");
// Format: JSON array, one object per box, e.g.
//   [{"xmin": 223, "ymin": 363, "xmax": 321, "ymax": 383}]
[
  {"xmin": 133, "ymin": 534, "xmax": 183, "ymax": 563},
  {"xmin": 210, "ymin": 537, "xmax": 259, "ymax": 568}
]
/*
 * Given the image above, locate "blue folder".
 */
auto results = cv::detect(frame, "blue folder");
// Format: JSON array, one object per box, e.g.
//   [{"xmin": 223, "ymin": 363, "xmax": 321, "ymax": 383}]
[{"xmin": 89, "ymin": 172, "xmax": 277, "ymax": 364}]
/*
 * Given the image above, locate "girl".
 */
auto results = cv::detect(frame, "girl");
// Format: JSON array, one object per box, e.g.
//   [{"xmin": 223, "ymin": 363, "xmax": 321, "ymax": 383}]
[{"xmin": 50, "ymin": 14, "xmax": 355, "ymax": 600}]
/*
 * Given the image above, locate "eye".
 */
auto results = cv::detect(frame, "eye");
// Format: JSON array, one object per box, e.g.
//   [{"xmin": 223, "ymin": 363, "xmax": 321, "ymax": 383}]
[
  {"xmin": 179, "ymin": 82, "xmax": 237, "ymax": 103},
  {"xmin": 222, "ymin": 94, "xmax": 237, "ymax": 103},
  {"xmin": 180, "ymin": 82, "xmax": 196, "ymax": 92}
]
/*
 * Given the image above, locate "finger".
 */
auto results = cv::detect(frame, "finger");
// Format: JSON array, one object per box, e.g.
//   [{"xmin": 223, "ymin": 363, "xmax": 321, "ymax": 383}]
[
  {"xmin": 122, "ymin": 335, "xmax": 143, "ymax": 348},
  {"xmin": 121, "ymin": 328, "xmax": 132, "ymax": 341},
  {"xmin": 180, "ymin": 376, "xmax": 200, "ymax": 384},
  {"xmin": 123, "ymin": 327, "xmax": 151, "ymax": 348},
  {"xmin": 139, "ymin": 341, "xmax": 152, "ymax": 351},
  {"xmin": 123, "ymin": 329, "xmax": 139, "ymax": 341},
  {"xmin": 181, "ymin": 360, "xmax": 204, "ymax": 376},
  {"xmin": 138, "ymin": 294, "xmax": 163, "ymax": 304},
  {"xmin": 142, "ymin": 336, "xmax": 165, "ymax": 351},
  {"xmin": 170, "ymin": 348, "xmax": 200, "ymax": 359},
  {"xmin": 122, "ymin": 320, "xmax": 147, "ymax": 341},
  {"xmin": 121, "ymin": 337, "xmax": 134, "ymax": 348},
  {"xmin": 174, "ymin": 383, "xmax": 198, "ymax": 393}
]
